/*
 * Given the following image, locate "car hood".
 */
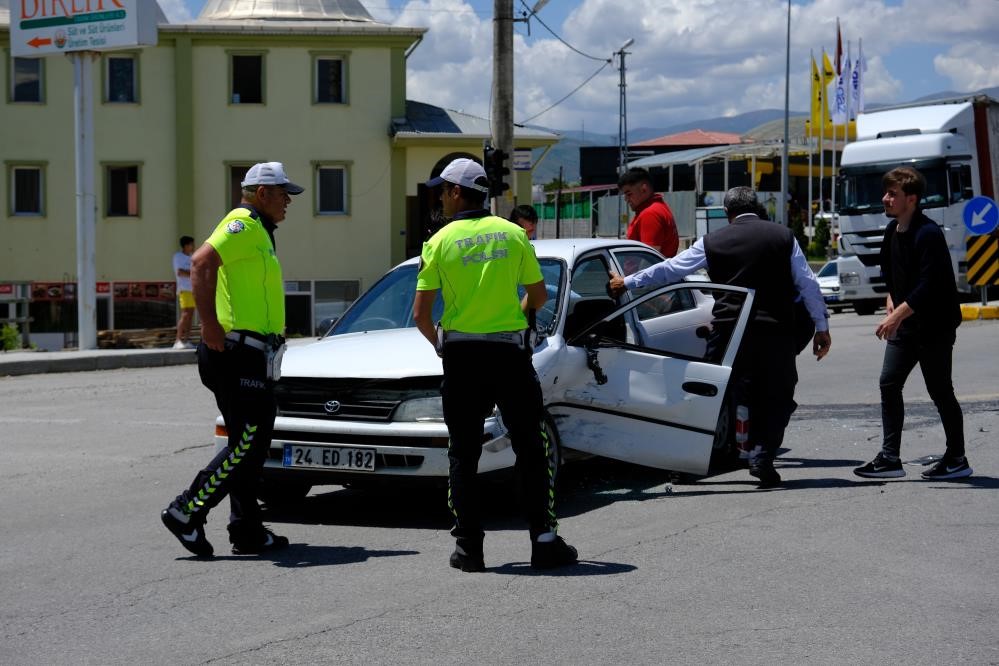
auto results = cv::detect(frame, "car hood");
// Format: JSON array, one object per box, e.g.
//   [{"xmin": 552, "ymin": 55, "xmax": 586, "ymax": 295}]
[{"xmin": 282, "ymin": 328, "xmax": 442, "ymax": 379}]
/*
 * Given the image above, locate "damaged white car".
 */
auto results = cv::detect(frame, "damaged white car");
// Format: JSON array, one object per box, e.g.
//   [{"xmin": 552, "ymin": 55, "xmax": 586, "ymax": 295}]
[{"xmin": 216, "ymin": 239, "xmax": 754, "ymax": 501}]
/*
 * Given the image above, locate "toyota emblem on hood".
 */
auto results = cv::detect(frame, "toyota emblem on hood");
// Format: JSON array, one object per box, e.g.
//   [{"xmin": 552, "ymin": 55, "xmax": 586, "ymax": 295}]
[{"xmin": 324, "ymin": 400, "xmax": 342, "ymax": 414}]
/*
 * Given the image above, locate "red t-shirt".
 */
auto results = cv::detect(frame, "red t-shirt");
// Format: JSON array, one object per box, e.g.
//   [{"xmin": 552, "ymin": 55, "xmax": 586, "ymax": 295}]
[{"xmin": 626, "ymin": 193, "xmax": 678, "ymax": 258}]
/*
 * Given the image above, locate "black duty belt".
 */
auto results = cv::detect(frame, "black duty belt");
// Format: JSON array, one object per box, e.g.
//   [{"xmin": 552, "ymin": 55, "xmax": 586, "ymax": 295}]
[
  {"xmin": 225, "ymin": 330, "xmax": 284, "ymax": 351},
  {"xmin": 444, "ymin": 331, "xmax": 526, "ymax": 346}
]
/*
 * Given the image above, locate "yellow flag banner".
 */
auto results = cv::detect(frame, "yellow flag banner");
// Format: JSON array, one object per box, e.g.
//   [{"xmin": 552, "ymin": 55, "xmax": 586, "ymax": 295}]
[
  {"xmin": 810, "ymin": 55, "xmax": 822, "ymax": 133},
  {"xmin": 821, "ymin": 50, "xmax": 836, "ymax": 131},
  {"xmin": 805, "ymin": 119, "xmax": 857, "ymax": 140}
]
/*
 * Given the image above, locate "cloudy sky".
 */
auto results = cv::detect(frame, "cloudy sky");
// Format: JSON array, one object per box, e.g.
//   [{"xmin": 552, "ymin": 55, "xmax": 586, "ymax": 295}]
[{"xmin": 166, "ymin": 0, "xmax": 999, "ymax": 135}]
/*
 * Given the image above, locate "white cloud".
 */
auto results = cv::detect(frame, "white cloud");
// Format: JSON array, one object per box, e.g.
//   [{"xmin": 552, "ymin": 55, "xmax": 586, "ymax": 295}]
[
  {"xmin": 159, "ymin": 0, "xmax": 193, "ymax": 22},
  {"xmin": 394, "ymin": 0, "xmax": 999, "ymax": 134},
  {"xmin": 934, "ymin": 42, "xmax": 999, "ymax": 92}
]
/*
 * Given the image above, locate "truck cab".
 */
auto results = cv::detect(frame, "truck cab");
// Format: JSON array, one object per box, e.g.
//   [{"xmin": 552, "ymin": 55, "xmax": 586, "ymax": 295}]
[{"xmin": 836, "ymin": 98, "xmax": 996, "ymax": 314}]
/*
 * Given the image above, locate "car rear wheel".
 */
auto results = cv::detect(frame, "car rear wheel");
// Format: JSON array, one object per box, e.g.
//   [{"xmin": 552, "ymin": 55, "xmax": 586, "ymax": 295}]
[{"xmin": 709, "ymin": 392, "xmax": 741, "ymax": 472}]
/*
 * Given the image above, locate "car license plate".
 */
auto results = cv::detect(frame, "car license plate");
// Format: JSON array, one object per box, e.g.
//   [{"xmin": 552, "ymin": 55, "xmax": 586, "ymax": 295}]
[
  {"xmin": 824, "ymin": 294, "xmax": 841, "ymax": 303},
  {"xmin": 282, "ymin": 444, "xmax": 376, "ymax": 471}
]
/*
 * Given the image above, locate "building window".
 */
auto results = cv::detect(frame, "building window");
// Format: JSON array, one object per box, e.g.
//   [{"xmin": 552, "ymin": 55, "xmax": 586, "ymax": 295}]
[
  {"xmin": 11, "ymin": 57, "xmax": 43, "ymax": 103},
  {"xmin": 10, "ymin": 165, "xmax": 44, "ymax": 215},
  {"xmin": 315, "ymin": 56, "xmax": 345, "ymax": 104},
  {"xmin": 317, "ymin": 165, "xmax": 347, "ymax": 215},
  {"xmin": 106, "ymin": 165, "xmax": 140, "ymax": 216},
  {"xmin": 231, "ymin": 54, "xmax": 263, "ymax": 104},
  {"xmin": 106, "ymin": 55, "xmax": 137, "ymax": 103},
  {"xmin": 229, "ymin": 164, "xmax": 252, "ymax": 209}
]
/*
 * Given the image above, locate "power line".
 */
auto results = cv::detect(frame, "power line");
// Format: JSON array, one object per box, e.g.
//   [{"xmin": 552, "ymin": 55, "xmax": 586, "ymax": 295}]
[
  {"xmin": 517, "ymin": 59, "xmax": 612, "ymax": 125},
  {"xmin": 518, "ymin": 0, "xmax": 608, "ymax": 62}
]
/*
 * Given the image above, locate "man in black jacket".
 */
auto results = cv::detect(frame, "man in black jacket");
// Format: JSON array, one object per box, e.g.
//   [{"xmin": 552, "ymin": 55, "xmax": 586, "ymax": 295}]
[{"xmin": 854, "ymin": 166, "xmax": 970, "ymax": 480}]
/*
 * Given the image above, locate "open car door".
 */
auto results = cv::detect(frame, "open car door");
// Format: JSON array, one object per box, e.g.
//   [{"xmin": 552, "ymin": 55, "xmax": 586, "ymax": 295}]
[{"xmin": 549, "ymin": 282, "xmax": 753, "ymax": 476}]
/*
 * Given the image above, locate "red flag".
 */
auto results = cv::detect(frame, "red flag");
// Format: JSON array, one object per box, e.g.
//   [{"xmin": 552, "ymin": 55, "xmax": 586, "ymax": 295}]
[{"xmin": 835, "ymin": 18, "xmax": 843, "ymax": 75}]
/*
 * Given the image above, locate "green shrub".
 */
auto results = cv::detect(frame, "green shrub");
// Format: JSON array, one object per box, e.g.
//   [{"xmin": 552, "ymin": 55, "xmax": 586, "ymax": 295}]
[{"xmin": 1, "ymin": 323, "xmax": 20, "ymax": 351}]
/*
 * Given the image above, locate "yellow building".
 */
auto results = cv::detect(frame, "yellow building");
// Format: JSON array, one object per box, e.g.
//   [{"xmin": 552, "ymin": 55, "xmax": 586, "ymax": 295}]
[{"xmin": 0, "ymin": 0, "xmax": 556, "ymax": 339}]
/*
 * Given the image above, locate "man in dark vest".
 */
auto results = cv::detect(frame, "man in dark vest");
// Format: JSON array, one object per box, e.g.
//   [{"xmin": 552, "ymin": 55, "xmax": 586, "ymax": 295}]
[{"xmin": 609, "ymin": 186, "xmax": 832, "ymax": 487}]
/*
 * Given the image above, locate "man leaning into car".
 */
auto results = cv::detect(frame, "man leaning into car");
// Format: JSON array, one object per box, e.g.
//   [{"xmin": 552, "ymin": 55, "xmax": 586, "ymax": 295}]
[
  {"xmin": 160, "ymin": 162, "xmax": 303, "ymax": 558},
  {"xmin": 609, "ymin": 186, "xmax": 832, "ymax": 488},
  {"xmin": 413, "ymin": 157, "xmax": 578, "ymax": 572}
]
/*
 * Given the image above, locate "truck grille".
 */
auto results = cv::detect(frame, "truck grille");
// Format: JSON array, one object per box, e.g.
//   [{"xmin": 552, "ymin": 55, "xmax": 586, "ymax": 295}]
[{"xmin": 275, "ymin": 376, "xmax": 441, "ymax": 422}]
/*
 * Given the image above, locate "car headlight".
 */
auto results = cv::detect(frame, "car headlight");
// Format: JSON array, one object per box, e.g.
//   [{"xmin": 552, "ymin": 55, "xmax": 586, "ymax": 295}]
[
  {"xmin": 840, "ymin": 272, "xmax": 860, "ymax": 286},
  {"xmin": 393, "ymin": 397, "xmax": 445, "ymax": 422}
]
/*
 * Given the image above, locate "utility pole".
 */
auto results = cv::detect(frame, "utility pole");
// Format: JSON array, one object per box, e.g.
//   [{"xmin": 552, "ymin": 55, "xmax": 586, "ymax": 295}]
[
  {"xmin": 615, "ymin": 38, "xmax": 634, "ymax": 238},
  {"xmin": 491, "ymin": 0, "xmax": 514, "ymax": 218},
  {"xmin": 780, "ymin": 0, "xmax": 791, "ymax": 226}
]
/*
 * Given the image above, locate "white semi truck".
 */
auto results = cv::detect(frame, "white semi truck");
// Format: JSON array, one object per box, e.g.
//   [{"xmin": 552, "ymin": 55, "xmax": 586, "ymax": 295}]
[{"xmin": 836, "ymin": 95, "xmax": 999, "ymax": 314}]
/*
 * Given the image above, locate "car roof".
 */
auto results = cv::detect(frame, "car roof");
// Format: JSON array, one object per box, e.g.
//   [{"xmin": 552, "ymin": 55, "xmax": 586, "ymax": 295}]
[{"xmin": 396, "ymin": 238, "xmax": 661, "ymax": 268}]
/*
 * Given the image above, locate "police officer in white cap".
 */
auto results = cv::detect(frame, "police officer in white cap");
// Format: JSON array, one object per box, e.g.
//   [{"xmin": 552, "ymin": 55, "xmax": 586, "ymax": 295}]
[
  {"xmin": 161, "ymin": 161, "xmax": 304, "ymax": 557},
  {"xmin": 413, "ymin": 158, "xmax": 578, "ymax": 572}
]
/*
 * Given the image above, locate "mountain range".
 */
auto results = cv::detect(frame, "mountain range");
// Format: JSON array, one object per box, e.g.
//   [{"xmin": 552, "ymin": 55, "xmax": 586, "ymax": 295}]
[{"xmin": 530, "ymin": 86, "xmax": 999, "ymax": 185}]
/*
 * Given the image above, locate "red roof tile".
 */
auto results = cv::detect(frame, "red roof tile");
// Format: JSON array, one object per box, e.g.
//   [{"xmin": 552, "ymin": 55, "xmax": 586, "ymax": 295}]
[{"xmin": 633, "ymin": 129, "xmax": 742, "ymax": 147}]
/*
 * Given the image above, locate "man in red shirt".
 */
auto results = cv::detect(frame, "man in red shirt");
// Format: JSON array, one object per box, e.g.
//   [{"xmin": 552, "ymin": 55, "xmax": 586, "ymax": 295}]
[{"xmin": 619, "ymin": 167, "xmax": 678, "ymax": 257}]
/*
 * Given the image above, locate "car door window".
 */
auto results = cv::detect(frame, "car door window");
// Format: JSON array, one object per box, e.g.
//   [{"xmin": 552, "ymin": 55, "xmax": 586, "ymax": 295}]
[
  {"xmin": 576, "ymin": 283, "xmax": 749, "ymax": 365},
  {"xmin": 563, "ymin": 254, "xmax": 628, "ymax": 342},
  {"xmin": 612, "ymin": 249, "xmax": 698, "ymax": 321}
]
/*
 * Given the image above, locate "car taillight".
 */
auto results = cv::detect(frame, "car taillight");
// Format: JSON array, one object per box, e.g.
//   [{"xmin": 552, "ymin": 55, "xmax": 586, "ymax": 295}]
[{"xmin": 215, "ymin": 424, "xmax": 228, "ymax": 437}]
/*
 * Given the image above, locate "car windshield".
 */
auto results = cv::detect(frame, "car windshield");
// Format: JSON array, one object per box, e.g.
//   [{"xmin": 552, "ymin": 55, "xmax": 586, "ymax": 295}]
[
  {"xmin": 817, "ymin": 262, "xmax": 838, "ymax": 278},
  {"xmin": 329, "ymin": 259, "xmax": 565, "ymax": 336}
]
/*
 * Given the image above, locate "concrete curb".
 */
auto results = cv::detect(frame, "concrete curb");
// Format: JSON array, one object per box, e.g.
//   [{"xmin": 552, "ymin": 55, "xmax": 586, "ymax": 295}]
[
  {"xmin": 0, "ymin": 349, "xmax": 198, "ymax": 377},
  {"xmin": 961, "ymin": 304, "xmax": 999, "ymax": 320}
]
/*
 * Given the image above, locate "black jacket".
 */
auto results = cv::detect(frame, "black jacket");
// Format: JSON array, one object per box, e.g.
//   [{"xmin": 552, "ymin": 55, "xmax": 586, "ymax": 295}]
[{"xmin": 879, "ymin": 211, "xmax": 961, "ymax": 342}]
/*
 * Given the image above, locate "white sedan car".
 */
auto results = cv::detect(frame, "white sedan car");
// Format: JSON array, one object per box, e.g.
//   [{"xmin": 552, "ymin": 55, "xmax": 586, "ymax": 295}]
[
  {"xmin": 218, "ymin": 239, "xmax": 755, "ymax": 501},
  {"xmin": 816, "ymin": 259, "xmax": 845, "ymax": 313}
]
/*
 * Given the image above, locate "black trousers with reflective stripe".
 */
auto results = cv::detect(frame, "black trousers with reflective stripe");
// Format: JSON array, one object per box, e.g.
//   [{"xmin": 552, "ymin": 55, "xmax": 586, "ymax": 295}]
[
  {"xmin": 176, "ymin": 342, "xmax": 276, "ymax": 535},
  {"xmin": 441, "ymin": 341, "xmax": 557, "ymax": 546}
]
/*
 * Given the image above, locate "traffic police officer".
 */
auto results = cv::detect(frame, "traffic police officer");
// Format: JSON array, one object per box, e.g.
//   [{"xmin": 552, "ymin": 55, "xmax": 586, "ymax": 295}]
[
  {"xmin": 413, "ymin": 158, "xmax": 577, "ymax": 572},
  {"xmin": 161, "ymin": 162, "xmax": 303, "ymax": 557}
]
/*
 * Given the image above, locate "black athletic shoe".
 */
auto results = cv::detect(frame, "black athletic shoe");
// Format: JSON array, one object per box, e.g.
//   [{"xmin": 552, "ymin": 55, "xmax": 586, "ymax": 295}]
[
  {"xmin": 531, "ymin": 536, "xmax": 578, "ymax": 570},
  {"xmin": 853, "ymin": 454, "xmax": 905, "ymax": 479},
  {"xmin": 449, "ymin": 549, "xmax": 485, "ymax": 572},
  {"xmin": 230, "ymin": 527, "xmax": 290, "ymax": 555},
  {"xmin": 921, "ymin": 456, "xmax": 973, "ymax": 480},
  {"xmin": 161, "ymin": 506, "xmax": 213, "ymax": 558},
  {"xmin": 749, "ymin": 459, "xmax": 782, "ymax": 488}
]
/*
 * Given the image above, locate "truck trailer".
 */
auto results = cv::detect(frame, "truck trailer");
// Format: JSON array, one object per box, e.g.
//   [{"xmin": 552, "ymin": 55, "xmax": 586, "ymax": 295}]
[{"xmin": 835, "ymin": 95, "xmax": 999, "ymax": 314}]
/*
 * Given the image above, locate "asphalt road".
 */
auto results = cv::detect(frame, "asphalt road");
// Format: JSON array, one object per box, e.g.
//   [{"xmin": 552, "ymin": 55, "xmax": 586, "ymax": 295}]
[{"xmin": 2, "ymin": 314, "xmax": 997, "ymax": 664}]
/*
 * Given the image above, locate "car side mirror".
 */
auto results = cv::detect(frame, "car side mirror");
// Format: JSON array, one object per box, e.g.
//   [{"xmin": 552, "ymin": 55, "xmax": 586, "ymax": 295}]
[
  {"xmin": 695, "ymin": 325, "xmax": 711, "ymax": 339},
  {"xmin": 317, "ymin": 317, "xmax": 338, "ymax": 337}
]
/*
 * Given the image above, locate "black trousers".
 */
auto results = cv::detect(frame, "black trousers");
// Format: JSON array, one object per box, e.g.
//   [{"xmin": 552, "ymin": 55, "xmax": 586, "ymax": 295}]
[
  {"xmin": 440, "ymin": 341, "xmax": 557, "ymax": 548},
  {"xmin": 880, "ymin": 336, "xmax": 964, "ymax": 458},
  {"xmin": 173, "ymin": 341, "xmax": 276, "ymax": 537},
  {"xmin": 710, "ymin": 322, "xmax": 797, "ymax": 461}
]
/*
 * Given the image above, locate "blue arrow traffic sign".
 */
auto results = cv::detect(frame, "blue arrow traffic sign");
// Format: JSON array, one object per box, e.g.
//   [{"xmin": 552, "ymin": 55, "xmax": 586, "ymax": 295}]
[{"xmin": 963, "ymin": 196, "xmax": 999, "ymax": 236}]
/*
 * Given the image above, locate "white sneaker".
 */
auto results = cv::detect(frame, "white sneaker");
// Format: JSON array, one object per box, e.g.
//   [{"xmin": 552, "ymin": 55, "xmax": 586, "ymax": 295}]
[{"xmin": 172, "ymin": 340, "xmax": 192, "ymax": 350}]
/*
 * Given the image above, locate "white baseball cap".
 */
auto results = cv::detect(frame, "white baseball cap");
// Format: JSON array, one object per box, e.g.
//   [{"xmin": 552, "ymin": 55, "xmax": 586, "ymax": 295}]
[
  {"xmin": 426, "ymin": 158, "xmax": 490, "ymax": 193},
  {"xmin": 241, "ymin": 162, "xmax": 304, "ymax": 195}
]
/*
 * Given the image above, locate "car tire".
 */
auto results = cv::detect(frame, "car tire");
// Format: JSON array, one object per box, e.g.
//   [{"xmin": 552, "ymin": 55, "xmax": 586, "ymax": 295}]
[
  {"xmin": 258, "ymin": 478, "xmax": 312, "ymax": 507},
  {"xmin": 709, "ymin": 393, "xmax": 741, "ymax": 472}
]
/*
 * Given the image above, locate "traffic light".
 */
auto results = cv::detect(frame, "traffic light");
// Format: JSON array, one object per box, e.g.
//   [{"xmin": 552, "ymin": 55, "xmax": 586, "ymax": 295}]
[{"xmin": 483, "ymin": 145, "xmax": 511, "ymax": 198}]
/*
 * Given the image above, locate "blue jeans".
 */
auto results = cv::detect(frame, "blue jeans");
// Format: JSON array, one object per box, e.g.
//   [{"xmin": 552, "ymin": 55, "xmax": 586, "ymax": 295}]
[{"xmin": 880, "ymin": 337, "xmax": 964, "ymax": 458}]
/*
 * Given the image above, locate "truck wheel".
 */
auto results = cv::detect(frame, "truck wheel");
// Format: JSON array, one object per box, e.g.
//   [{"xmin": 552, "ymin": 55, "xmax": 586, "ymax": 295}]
[{"xmin": 853, "ymin": 301, "xmax": 877, "ymax": 315}]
